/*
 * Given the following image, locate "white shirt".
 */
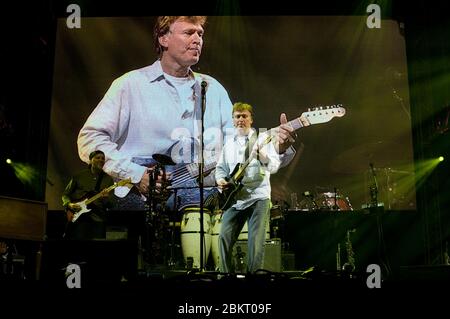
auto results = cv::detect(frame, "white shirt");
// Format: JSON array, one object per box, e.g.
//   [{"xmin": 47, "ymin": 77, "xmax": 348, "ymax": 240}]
[
  {"xmin": 215, "ymin": 128, "xmax": 295, "ymax": 210},
  {"xmin": 77, "ymin": 60, "xmax": 234, "ymax": 189}
]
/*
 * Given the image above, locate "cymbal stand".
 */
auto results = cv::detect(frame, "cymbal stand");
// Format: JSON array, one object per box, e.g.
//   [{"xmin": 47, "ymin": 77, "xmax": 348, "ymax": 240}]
[
  {"xmin": 142, "ymin": 166, "xmax": 156, "ymax": 266},
  {"xmin": 144, "ymin": 164, "xmax": 167, "ymax": 267},
  {"xmin": 333, "ymin": 187, "xmax": 339, "ymax": 210},
  {"xmin": 166, "ymin": 188, "xmax": 181, "ymax": 269}
]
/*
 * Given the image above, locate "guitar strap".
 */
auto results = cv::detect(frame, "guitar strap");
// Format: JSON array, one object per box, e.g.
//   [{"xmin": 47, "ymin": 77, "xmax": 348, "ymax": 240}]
[{"xmin": 244, "ymin": 131, "xmax": 259, "ymax": 162}]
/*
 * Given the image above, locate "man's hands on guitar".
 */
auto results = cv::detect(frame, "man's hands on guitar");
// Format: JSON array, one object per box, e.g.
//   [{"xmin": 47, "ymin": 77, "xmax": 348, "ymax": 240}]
[
  {"xmin": 217, "ymin": 178, "xmax": 232, "ymax": 191},
  {"xmin": 68, "ymin": 202, "xmax": 81, "ymax": 212},
  {"xmin": 66, "ymin": 202, "xmax": 80, "ymax": 222},
  {"xmin": 275, "ymin": 113, "xmax": 310, "ymax": 154}
]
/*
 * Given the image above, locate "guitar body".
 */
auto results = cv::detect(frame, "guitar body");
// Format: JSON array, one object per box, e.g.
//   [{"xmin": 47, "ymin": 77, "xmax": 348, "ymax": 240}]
[
  {"xmin": 219, "ymin": 163, "xmax": 245, "ymax": 211},
  {"xmin": 220, "ymin": 183, "xmax": 243, "ymax": 211},
  {"xmin": 70, "ymin": 199, "xmax": 91, "ymax": 223}
]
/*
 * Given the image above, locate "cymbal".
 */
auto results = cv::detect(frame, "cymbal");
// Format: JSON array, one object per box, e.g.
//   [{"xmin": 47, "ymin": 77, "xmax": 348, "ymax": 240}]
[
  {"xmin": 152, "ymin": 153, "xmax": 176, "ymax": 166},
  {"xmin": 331, "ymin": 141, "xmax": 409, "ymax": 173}
]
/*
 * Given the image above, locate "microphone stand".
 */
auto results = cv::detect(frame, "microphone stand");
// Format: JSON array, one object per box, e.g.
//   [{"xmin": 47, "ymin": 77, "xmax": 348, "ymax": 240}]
[
  {"xmin": 145, "ymin": 163, "xmax": 166, "ymax": 268},
  {"xmin": 199, "ymin": 81, "xmax": 207, "ymax": 272}
]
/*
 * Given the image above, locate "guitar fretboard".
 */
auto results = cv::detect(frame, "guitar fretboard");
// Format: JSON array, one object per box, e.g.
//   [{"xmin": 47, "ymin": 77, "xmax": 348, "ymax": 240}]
[
  {"xmin": 233, "ymin": 116, "xmax": 306, "ymax": 181},
  {"xmin": 288, "ymin": 117, "xmax": 304, "ymax": 131},
  {"xmin": 85, "ymin": 184, "xmax": 117, "ymax": 205}
]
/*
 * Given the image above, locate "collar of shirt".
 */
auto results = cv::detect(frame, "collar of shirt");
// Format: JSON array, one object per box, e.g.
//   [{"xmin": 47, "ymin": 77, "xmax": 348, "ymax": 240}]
[
  {"xmin": 145, "ymin": 60, "xmax": 205, "ymax": 87},
  {"xmin": 233, "ymin": 127, "xmax": 257, "ymax": 142}
]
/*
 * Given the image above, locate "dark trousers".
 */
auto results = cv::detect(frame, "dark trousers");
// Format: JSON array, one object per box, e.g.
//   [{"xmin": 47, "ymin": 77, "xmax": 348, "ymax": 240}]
[{"xmin": 219, "ymin": 199, "xmax": 270, "ymax": 273}]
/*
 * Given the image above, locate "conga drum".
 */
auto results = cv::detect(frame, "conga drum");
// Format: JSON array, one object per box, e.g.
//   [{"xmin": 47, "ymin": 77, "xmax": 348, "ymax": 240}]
[
  {"xmin": 237, "ymin": 218, "xmax": 270, "ymax": 241},
  {"xmin": 210, "ymin": 210, "xmax": 223, "ymax": 271},
  {"xmin": 180, "ymin": 207, "xmax": 212, "ymax": 269}
]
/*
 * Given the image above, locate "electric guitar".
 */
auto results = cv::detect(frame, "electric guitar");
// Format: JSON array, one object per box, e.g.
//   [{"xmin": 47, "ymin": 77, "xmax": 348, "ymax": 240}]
[
  {"xmin": 215, "ymin": 105, "xmax": 346, "ymax": 211},
  {"xmin": 68, "ymin": 178, "xmax": 132, "ymax": 223}
]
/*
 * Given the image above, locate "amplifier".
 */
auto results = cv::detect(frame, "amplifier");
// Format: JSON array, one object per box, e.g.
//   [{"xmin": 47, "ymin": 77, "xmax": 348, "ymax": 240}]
[
  {"xmin": 232, "ymin": 239, "xmax": 282, "ymax": 273},
  {"xmin": 106, "ymin": 226, "xmax": 128, "ymax": 240}
]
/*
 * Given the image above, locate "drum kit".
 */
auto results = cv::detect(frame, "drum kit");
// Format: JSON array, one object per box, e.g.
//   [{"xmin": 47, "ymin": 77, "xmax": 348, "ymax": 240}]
[{"xmin": 294, "ymin": 191, "xmax": 353, "ymax": 212}]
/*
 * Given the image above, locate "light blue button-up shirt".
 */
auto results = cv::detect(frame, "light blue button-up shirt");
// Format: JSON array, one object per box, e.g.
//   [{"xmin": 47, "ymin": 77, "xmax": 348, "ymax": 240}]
[{"xmin": 78, "ymin": 60, "xmax": 233, "ymax": 187}]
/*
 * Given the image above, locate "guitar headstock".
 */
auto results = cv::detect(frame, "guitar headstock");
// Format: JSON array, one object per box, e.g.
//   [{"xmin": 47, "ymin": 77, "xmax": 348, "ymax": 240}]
[{"xmin": 301, "ymin": 104, "xmax": 346, "ymax": 125}]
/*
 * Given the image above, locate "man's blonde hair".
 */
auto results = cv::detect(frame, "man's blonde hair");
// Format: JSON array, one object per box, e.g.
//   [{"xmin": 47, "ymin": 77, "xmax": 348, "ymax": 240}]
[
  {"xmin": 153, "ymin": 16, "xmax": 207, "ymax": 56},
  {"xmin": 232, "ymin": 102, "xmax": 253, "ymax": 116}
]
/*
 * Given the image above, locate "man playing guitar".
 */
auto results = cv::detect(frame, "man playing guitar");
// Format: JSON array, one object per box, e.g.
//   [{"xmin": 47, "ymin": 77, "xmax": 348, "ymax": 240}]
[
  {"xmin": 215, "ymin": 102, "xmax": 307, "ymax": 273},
  {"xmin": 62, "ymin": 150, "xmax": 115, "ymax": 240}
]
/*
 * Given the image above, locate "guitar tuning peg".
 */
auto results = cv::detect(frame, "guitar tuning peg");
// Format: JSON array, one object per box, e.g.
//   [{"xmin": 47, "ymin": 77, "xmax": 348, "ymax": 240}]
[
  {"xmin": 319, "ymin": 106, "xmax": 323, "ymax": 110},
  {"xmin": 308, "ymin": 108, "xmax": 311, "ymax": 112},
  {"xmin": 326, "ymin": 106, "xmax": 330, "ymax": 109}
]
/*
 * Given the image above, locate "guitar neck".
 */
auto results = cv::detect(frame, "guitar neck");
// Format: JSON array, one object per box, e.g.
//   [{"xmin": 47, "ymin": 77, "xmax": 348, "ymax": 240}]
[
  {"xmin": 286, "ymin": 117, "xmax": 304, "ymax": 131},
  {"xmin": 233, "ymin": 118, "xmax": 304, "ymax": 181},
  {"xmin": 85, "ymin": 184, "xmax": 116, "ymax": 205},
  {"xmin": 186, "ymin": 159, "xmax": 217, "ymax": 177},
  {"xmin": 233, "ymin": 134, "xmax": 272, "ymax": 181},
  {"xmin": 267, "ymin": 117, "xmax": 305, "ymax": 136}
]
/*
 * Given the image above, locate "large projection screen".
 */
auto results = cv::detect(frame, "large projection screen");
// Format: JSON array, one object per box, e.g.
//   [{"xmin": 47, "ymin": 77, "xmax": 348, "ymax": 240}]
[{"xmin": 46, "ymin": 16, "xmax": 415, "ymax": 212}]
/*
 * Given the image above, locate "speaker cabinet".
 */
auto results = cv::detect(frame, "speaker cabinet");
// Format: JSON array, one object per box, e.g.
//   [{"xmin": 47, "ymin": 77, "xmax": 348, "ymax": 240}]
[{"xmin": 232, "ymin": 239, "xmax": 282, "ymax": 273}]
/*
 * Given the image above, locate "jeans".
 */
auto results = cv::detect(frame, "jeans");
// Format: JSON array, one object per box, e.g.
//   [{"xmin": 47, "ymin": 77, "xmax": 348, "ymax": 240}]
[{"xmin": 218, "ymin": 199, "xmax": 270, "ymax": 273}]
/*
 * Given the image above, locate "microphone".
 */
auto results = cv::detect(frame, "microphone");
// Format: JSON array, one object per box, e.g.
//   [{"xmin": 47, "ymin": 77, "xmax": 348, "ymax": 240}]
[
  {"xmin": 201, "ymin": 80, "xmax": 207, "ymax": 94},
  {"xmin": 201, "ymin": 80, "xmax": 207, "ymax": 113}
]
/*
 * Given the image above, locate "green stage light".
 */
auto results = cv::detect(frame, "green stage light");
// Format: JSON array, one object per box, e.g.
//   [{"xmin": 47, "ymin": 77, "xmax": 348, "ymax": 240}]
[
  {"xmin": 10, "ymin": 161, "xmax": 39, "ymax": 187},
  {"xmin": 6, "ymin": 158, "xmax": 12, "ymax": 164},
  {"xmin": 439, "ymin": 156, "xmax": 444, "ymax": 162}
]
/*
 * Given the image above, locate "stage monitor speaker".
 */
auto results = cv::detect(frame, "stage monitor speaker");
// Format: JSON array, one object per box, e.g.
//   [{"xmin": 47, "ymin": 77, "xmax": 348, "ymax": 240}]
[
  {"xmin": 106, "ymin": 226, "xmax": 128, "ymax": 240},
  {"xmin": 232, "ymin": 239, "xmax": 281, "ymax": 273}
]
